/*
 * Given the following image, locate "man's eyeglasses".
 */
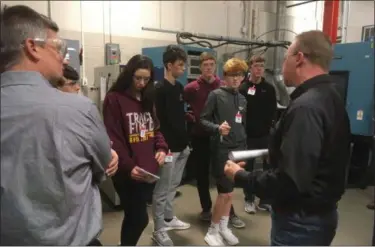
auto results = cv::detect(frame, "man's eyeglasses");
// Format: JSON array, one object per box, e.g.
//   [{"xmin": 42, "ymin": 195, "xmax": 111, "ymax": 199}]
[
  {"xmin": 65, "ymin": 80, "xmax": 78, "ymax": 86},
  {"xmin": 284, "ymin": 51, "xmax": 310, "ymax": 61}
]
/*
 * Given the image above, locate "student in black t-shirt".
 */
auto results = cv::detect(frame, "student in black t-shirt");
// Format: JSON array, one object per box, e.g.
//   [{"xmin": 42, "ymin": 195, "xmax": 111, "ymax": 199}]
[
  {"xmin": 152, "ymin": 45, "xmax": 191, "ymax": 246},
  {"xmin": 239, "ymin": 55, "xmax": 277, "ymax": 214}
]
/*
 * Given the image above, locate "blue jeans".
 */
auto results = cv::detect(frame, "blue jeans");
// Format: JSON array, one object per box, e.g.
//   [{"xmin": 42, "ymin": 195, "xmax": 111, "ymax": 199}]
[{"xmin": 270, "ymin": 209, "xmax": 338, "ymax": 246}]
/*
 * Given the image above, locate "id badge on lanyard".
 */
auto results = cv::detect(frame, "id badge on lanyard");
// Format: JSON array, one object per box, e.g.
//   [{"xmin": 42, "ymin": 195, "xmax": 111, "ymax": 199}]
[
  {"xmin": 235, "ymin": 111, "xmax": 242, "ymax": 123},
  {"xmin": 140, "ymin": 124, "xmax": 146, "ymax": 138},
  {"xmin": 248, "ymin": 86, "xmax": 256, "ymax": 95},
  {"xmin": 165, "ymin": 150, "xmax": 173, "ymax": 163}
]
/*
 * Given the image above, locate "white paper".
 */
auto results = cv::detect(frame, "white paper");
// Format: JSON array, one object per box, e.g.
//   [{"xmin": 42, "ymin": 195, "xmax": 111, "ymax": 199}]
[
  {"xmin": 100, "ymin": 77, "xmax": 107, "ymax": 101},
  {"xmin": 228, "ymin": 149, "xmax": 269, "ymax": 161},
  {"xmin": 356, "ymin": 110, "xmax": 363, "ymax": 121},
  {"xmin": 138, "ymin": 168, "xmax": 160, "ymax": 183}
]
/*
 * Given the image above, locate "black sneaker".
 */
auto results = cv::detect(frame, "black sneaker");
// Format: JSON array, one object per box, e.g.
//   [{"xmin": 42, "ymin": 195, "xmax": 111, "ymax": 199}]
[
  {"xmin": 199, "ymin": 211, "xmax": 212, "ymax": 222},
  {"xmin": 229, "ymin": 215, "xmax": 246, "ymax": 229}
]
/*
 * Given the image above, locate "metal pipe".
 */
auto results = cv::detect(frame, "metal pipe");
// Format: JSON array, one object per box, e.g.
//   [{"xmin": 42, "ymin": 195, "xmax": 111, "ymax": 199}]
[
  {"xmin": 286, "ymin": 0, "xmax": 318, "ymax": 9},
  {"xmin": 247, "ymin": 1, "xmax": 254, "ymax": 59},
  {"xmin": 273, "ymin": 1, "xmax": 282, "ymax": 71},
  {"xmin": 102, "ymin": 1, "xmax": 106, "ymax": 46},
  {"xmin": 47, "ymin": 0, "xmax": 51, "ymax": 18},
  {"xmin": 79, "ymin": 1, "xmax": 86, "ymax": 86},
  {"xmin": 142, "ymin": 27, "xmax": 180, "ymax": 35},
  {"xmin": 141, "ymin": 26, "xmax": 288, "ymax": 45},
  {"xmin": 322, "ymin": 0, "xmax": 340, "ymax": 44},
  {"xmin": 315, "ymin": 0, "xmax": 319, "ymax": 29},
  {"xmin": 249, "ymin": 1, "xmax": 255, "ymax": 39},
  {"xmin": 109, "ymin": 1, "xmax": 112, "ymax": 43},
  {"xmin": 341, "ymin": 0, "xmax": 350, "ymax": 43},
  {"xmin": 241, "ymin": 1, "xmax": 247, "ymax": 38}
]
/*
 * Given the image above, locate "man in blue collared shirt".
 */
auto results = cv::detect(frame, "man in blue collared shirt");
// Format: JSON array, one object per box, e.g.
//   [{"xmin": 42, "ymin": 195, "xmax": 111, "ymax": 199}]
[{"xmin": 1, "ymin": 5, "xmax": 118, "ymax": 245}]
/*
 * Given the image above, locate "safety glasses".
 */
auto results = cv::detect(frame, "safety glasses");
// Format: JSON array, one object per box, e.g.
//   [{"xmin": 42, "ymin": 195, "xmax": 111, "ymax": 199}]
[{"xmin": 23, "ymin": 37, "xmax": 68, "ymax": 58}]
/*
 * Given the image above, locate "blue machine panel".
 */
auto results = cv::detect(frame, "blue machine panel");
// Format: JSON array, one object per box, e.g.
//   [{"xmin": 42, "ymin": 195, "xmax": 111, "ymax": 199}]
[
  {"xmin": 142, "ymin": 45, "xmax": 222, "ymax": 86},
  {"xmin": 330, "ymin": 42, "xmax": 374, "ymax": 137}
]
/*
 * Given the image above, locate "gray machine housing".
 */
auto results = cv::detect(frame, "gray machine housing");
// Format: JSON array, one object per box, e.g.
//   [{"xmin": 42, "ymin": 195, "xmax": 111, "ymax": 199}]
[
  {"xmin": 91, "ymin": 64, "xmax": 126, "ymax": 207},
  {"xmin": 92, "ymin": 64, "xmax": 125, "ymax": 113}
]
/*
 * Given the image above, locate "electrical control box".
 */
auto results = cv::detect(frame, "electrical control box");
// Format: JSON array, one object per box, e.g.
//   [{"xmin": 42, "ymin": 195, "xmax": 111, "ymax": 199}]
[
  {"xmin": 105, "ymin": 43, "xmax": 121, "ymax": 65},
  {"xmin": 142, "ymin": 45, "xmax": 222, "ymax": 87},
  {"xmin": 330, "ymin": 41, "xmax": 374, "ymax": 137},
  {"xmin": 93, "ymin": 64, "xmax": 126, "ymax": 113}
]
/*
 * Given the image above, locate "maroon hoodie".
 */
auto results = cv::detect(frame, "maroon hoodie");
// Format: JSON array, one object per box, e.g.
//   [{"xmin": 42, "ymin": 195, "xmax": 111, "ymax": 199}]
[
  {"xmin": 184, "ymin": 75, "xmax": 222, "ymax": 137},
  {"xmin": 103, "ymin": 90, "xmax": 168, "ymax": 175}
]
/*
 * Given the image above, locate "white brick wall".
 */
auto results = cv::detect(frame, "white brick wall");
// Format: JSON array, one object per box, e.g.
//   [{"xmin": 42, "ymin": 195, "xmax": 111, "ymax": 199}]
[
  {"xmin": 345, "ymin": 1, "xmax": 374, "ymax": 42},
  {"xmin": 0, "ymin": 1, "xmax": 299, "ymax": 41},
  {"xmin": 2, "ymin": 0, "xmax": 372, "ymax": 85},
  {"xmin": 2, "ymin": 1, "xmax": 373, "ymax": 44}
]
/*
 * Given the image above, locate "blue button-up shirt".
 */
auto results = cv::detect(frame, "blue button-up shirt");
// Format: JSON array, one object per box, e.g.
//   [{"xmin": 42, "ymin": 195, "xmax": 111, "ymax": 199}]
[{"xmin": 1, "ymin": 71, "xmax": 112, "ymax": 245}]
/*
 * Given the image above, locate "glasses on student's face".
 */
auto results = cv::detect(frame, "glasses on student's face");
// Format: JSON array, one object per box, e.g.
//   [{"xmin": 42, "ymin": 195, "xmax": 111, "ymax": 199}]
[
  {"xmin": 22, "ymin": 37, "xmax": 68, "ymax": 58},
  {"xmin": 133, "ymin": 75, "xmax": 151, "ymax": 83},
  {"xmin": 252, "ymin": 63, "xmax": 265, "ymax": 69}
]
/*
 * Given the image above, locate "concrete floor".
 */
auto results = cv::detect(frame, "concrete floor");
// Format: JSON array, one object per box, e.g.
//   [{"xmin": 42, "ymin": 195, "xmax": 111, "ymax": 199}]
[{"xmin": 100, "ymin": 185, "xmax": 374, "ymax": 246}]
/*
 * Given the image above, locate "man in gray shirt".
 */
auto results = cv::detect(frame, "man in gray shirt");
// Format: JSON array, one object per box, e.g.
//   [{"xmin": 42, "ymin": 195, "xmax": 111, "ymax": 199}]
[{"xmin": 0, "ymin": 5, "xmax": 118, "ymax": 245}]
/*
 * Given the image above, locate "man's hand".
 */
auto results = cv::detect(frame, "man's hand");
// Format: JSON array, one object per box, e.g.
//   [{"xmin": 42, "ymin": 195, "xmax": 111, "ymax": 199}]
[
  {"xmin": 224, "ymin": 160, "xmax": 245, "ymax": 181},
  {"xmin": 106, "ymin": 149, "xmax": 119, "ymax": 177},
  {"xmin": 219, "ymin": 121, "xmax": 231, "ymax": 136},
  {"xmin": 155, "ymin": 150, "xmax": 166, "ymax": 166}
]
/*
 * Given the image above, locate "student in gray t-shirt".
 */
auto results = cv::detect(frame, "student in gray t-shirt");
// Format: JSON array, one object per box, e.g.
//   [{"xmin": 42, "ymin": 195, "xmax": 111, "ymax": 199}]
[{"xmin": 0, "ymin": 5, "xmax": 118, "ymax": 246}]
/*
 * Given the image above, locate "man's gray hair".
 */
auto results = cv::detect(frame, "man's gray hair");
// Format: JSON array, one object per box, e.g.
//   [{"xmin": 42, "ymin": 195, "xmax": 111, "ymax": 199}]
[{"xmin": 0, "ymin": 5, "xmax": 59, "ymax": 71}]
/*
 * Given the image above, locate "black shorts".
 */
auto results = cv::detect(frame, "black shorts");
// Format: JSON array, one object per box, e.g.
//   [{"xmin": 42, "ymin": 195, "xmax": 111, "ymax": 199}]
[{"xmin": 211, "ymin": 144, "xmax": 246, "ymax": 194}]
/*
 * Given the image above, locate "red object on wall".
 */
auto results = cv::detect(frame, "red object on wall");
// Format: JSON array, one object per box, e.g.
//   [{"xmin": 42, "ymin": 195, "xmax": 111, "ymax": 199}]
[{"xmin": 322, "ymin": 0, "xmax": 340, "ymax": 44}]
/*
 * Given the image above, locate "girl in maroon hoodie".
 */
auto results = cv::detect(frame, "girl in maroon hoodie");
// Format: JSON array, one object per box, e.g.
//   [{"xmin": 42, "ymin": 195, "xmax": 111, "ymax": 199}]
[{"xmin": 103, "ymin": 54, "xmax": 168, "ymax": 246}]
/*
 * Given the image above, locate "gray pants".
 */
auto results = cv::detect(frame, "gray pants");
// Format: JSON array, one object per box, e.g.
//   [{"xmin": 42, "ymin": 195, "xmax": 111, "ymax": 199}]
[{"xmin": 152, "ymin": 146, "xmax": 190, "ymax": 231}]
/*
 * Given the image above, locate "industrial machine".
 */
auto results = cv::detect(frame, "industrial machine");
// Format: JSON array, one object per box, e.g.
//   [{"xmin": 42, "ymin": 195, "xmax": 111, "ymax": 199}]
[
  {"xmin": 142, "ymin": 45, "xmax": 223, "ymax": 86},
  {"xmin": 91, "ymin": 64, "xmax": 126, "ymax": 113},
  {"xmin": 330, "ymin": 41, "xmax": 374, "ymax": 186},
  {"xmin": 330, "ymin": 41, "xmax": 374, "ymax": 137}
]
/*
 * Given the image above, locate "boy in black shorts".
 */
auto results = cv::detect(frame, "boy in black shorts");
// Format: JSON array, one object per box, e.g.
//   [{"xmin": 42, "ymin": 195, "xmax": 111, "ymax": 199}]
[{"xmin": 200, "ymin": 58, "xmax": 248, "ymax": 246}]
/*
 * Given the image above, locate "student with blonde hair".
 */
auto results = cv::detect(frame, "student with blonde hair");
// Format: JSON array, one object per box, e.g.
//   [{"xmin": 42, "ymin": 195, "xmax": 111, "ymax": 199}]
[{"xmin": 200, "ymin": 58, "xmax": 248, "ymax": 246}]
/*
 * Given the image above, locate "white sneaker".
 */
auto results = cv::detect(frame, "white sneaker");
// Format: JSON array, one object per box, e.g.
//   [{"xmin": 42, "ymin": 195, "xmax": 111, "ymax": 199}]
[
  {"xmin": 152, "ymin": 229, "xmax": 174, "ymax": 246},
  {"xmin": 164, "ymin": 216, "xmax": 191, "ymax": 231},
  {"xmin": 220, "ymin": 228, "xmax": 239, "ymax": 246},
  {"xmin": 204, "ymin": 227, "xmax": 225, "ymax": 246},
  {"xmin": 244, "ymin": 201, "xmax": 256, "ymax": 214}
]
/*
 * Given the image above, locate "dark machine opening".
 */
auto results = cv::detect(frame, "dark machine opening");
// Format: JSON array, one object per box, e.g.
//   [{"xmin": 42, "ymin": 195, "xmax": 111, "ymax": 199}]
[
  {"xmin": 329, "ymin": 70, "xmax": 350, "ymax": 104},
  {"xmin": 329, "ymin": 70, "xmax": 374, "ymax": 188}
]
